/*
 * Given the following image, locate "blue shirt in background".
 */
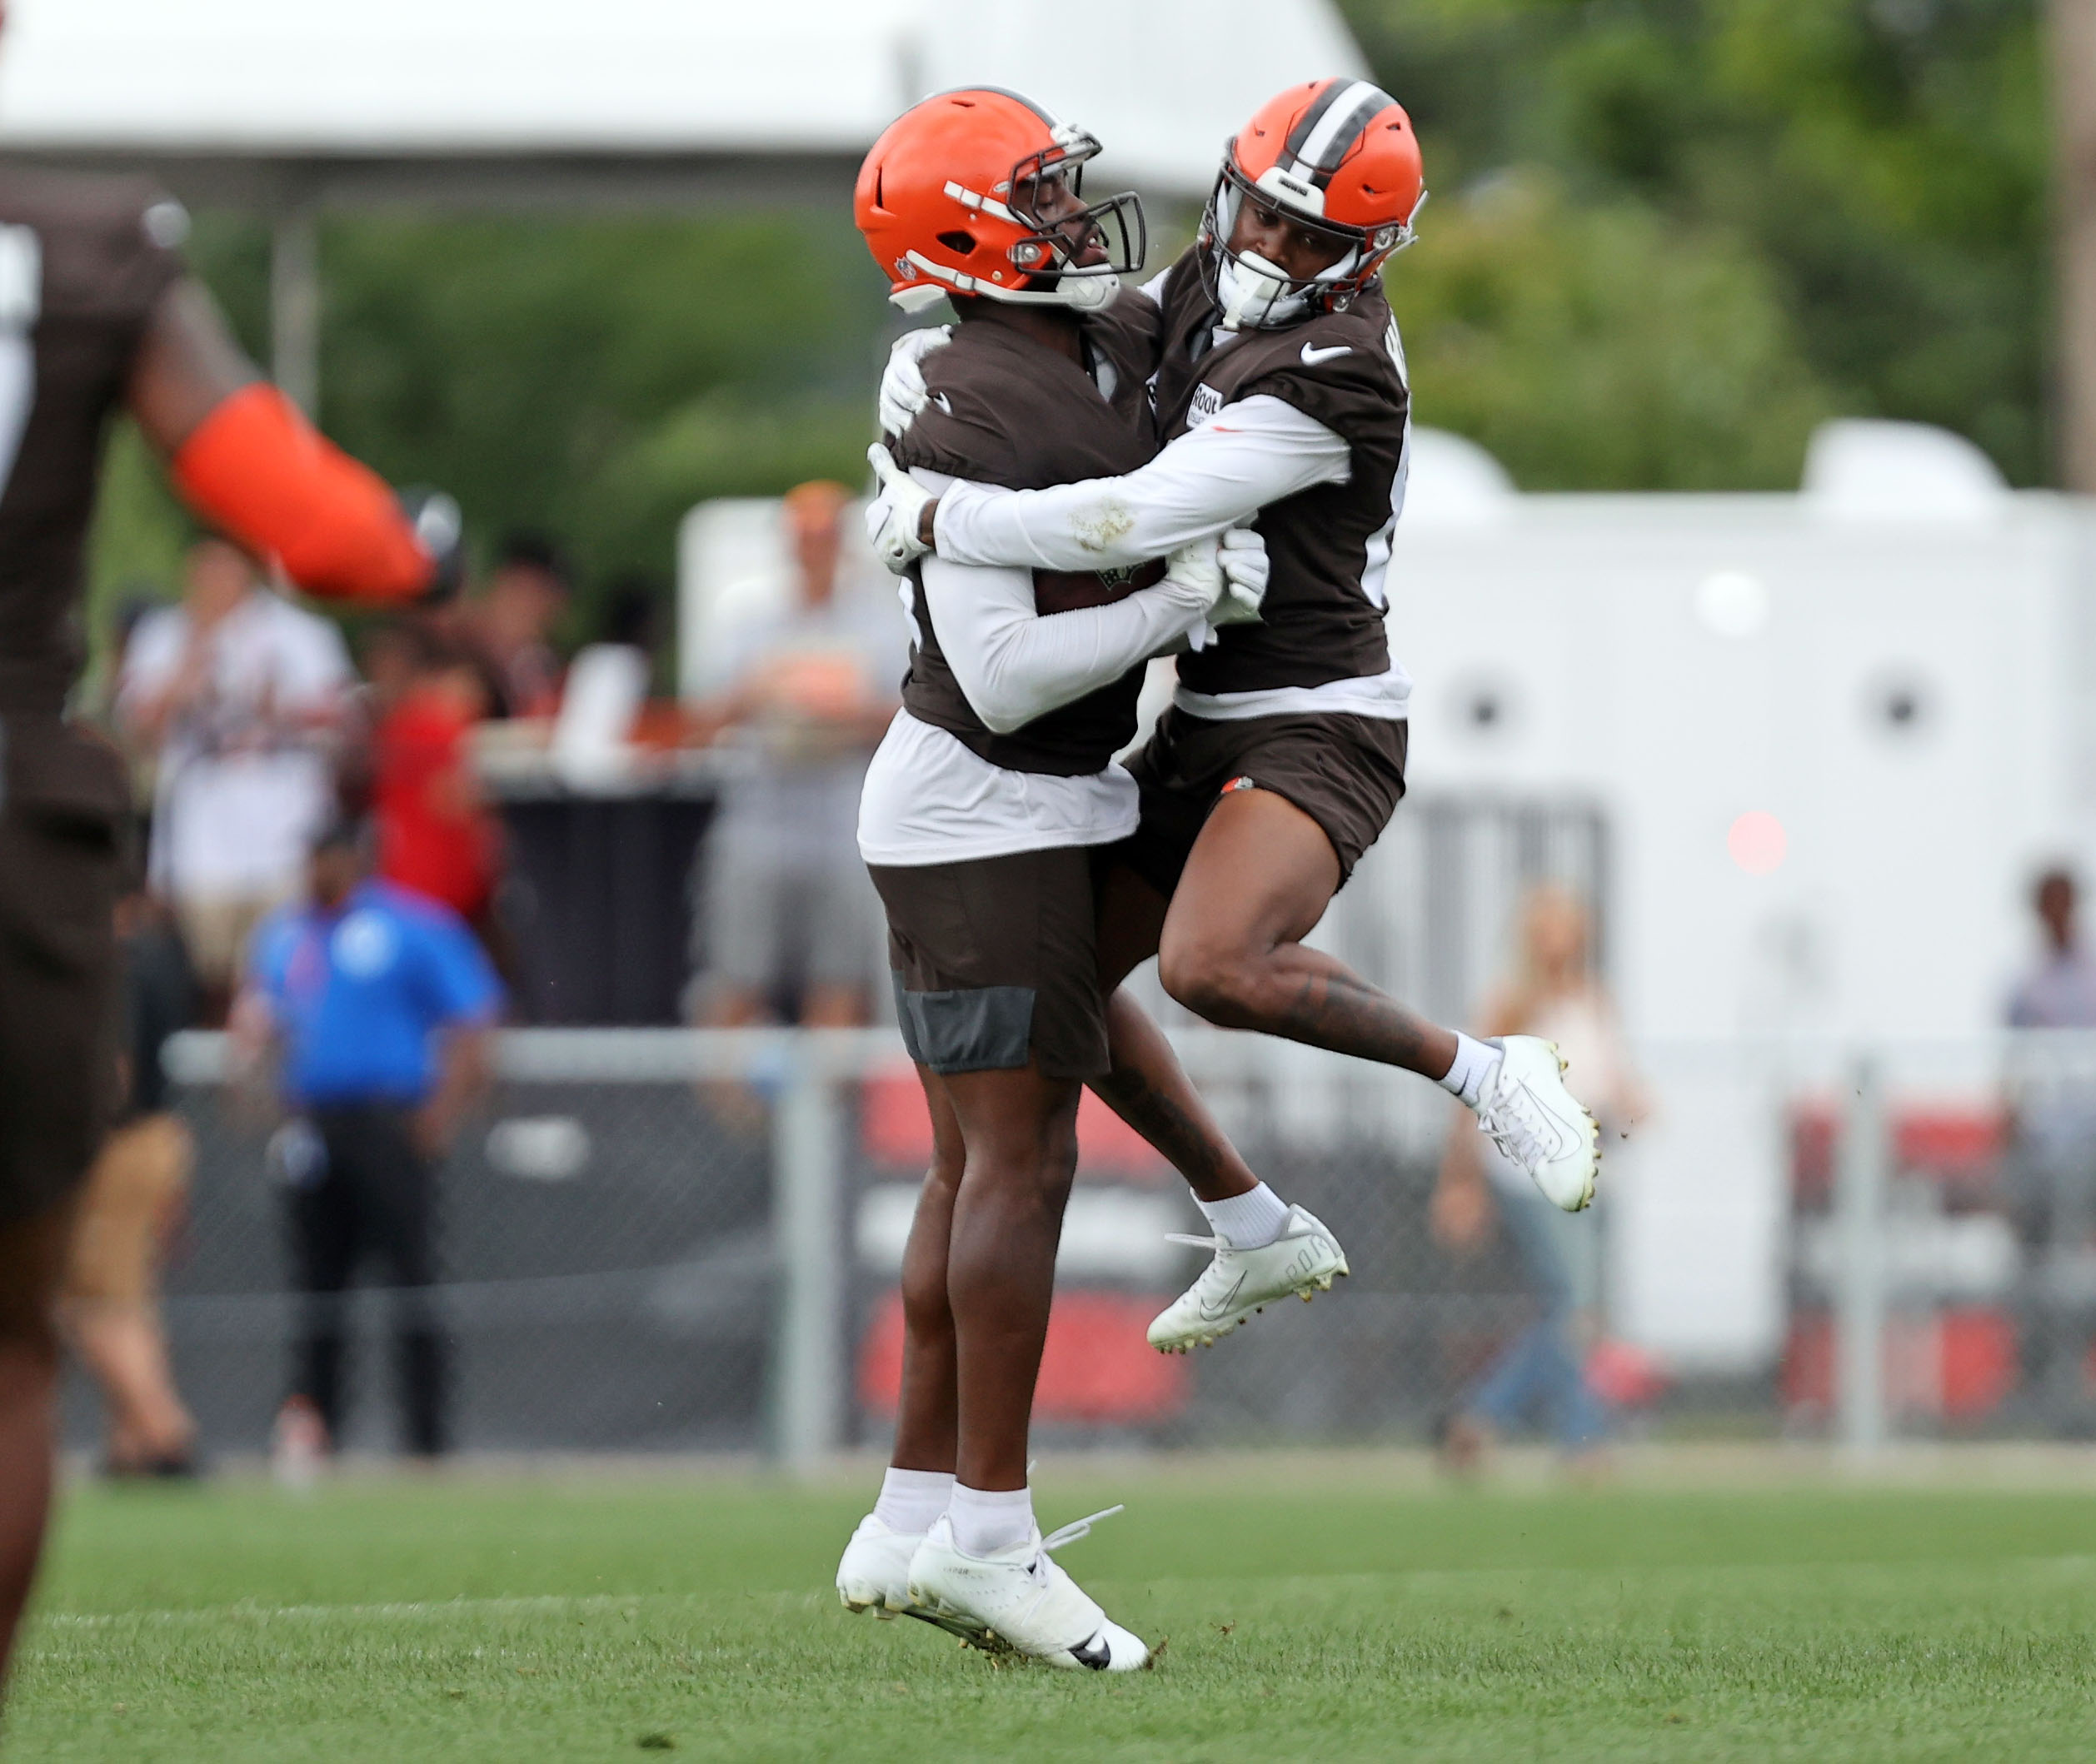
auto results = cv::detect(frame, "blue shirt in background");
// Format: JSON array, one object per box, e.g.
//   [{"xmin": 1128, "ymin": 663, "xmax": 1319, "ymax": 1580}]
[{"xmin": 250, "ymin": 880, "xmax": 502, "ymax": 1108}]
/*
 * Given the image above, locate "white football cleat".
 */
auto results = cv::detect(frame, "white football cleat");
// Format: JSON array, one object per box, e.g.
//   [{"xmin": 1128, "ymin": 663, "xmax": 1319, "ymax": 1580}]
[
  {"xmin": 1146, "ymin": 1204, "xmax": 1348, "ymax": 1353},
  {"xmin": 906, "ymin": 1510, "xmax": 1150, "ymax": 1672},
  {"xmin": 1477, "ymin": 1034, "xmax": 1599, "ymax": 1212},
  {"xmin": 836, "ymin": 1513, "xmax": 988, "ymax": 1644}
]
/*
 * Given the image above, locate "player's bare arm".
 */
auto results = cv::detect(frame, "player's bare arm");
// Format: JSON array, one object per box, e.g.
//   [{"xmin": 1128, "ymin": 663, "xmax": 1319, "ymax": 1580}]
[
  {"xmin": 126, "ymin": 276, "xmax": 257, "ymax": 446},
  {"xmin": 132, "ymin": 277, "xmax": 448, "ymax": 605}
]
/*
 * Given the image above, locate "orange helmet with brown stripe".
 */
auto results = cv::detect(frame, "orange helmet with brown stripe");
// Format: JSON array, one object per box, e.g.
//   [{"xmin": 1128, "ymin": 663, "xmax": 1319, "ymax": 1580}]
[
  {"xmin": 855, "ymin": 88, "xmax": 1145, "ymax": 315},
  {"xmin": 1200, "ymin": 77, "xmax": 1426, "ymax": 331}
]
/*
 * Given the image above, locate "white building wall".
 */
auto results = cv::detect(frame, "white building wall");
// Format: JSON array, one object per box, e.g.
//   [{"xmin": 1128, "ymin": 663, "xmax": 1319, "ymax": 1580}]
[
  {"xmin": 678, "ymin": 429, "xmax": 2096, "ymax": 1377},
  {"xmin": 1387, "ymin": 478, "xmax": 2096, "ymax": 1370}
]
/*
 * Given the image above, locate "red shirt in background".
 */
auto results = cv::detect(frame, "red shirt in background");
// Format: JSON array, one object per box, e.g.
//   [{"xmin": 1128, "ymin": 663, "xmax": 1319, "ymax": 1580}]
[{"xmin": 373, "ymin": 685, "xmax": 499, "ymax": 922}]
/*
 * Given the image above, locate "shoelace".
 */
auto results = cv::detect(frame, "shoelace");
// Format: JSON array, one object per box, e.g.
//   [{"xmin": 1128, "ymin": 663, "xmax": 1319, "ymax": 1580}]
[
  {"xmin": 1478, "ymin": 1093, "xmax": 1549, "ymax": 1172},
  {"xmin": 1040, "ymin": 1504, "xmax": 1125, "ymax": 1554}
]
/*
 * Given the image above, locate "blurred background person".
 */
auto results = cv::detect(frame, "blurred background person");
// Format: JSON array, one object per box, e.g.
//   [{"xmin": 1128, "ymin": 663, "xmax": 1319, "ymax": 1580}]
[
  {"xmin": 2004, "ymin": 867, "xmax": 2096, "ymax": 1427},
  {"xmin": 350, "ymin": 617, "xmax": 427, "ymax": 741},
  {"xmin": 59, "ymin": 875, "xmax": 200, "ymax": 1479},
  {"xmin": 2007, "ymin": 869, "xmax": 2096, "ymax": 1030},
  {"xmin": 591, "ymin": 571, "xmax": 666, "ymax": 690},
  {"xmin": 91, "ymin": 591, "xmax": 163, "ymax": 726},
  {"xmin": 687, "ymin": 480, "xmax": 902, "ymax": 1034},
  {"xmin": 1432, "ymin": 884, "xmax": 1648, "ymax": 1473},
  {"xmin": 235, "ymin": 819, "xmax": 502, "ymax": 1466},
  {"xmin": 117, "ymin": 536, "xmax": 353, "ymax": 1021},
  {"xmin": 452, "ymin": 530, "xmax": 570, "ymax": 720},
  {"xmin": 366, "ymin": 624, "xmax": 503, "ymax": 956}
]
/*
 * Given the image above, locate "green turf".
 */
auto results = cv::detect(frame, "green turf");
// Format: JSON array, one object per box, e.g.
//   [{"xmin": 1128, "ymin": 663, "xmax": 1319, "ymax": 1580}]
[{"xmin": 12, "ymin": 1468, "xmax": 2096, "ymax": 1761}]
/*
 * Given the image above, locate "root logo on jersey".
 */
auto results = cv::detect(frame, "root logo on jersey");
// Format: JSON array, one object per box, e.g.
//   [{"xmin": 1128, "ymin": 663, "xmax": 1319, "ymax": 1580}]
[{"xmin": 1188, "ymin": 383, "xmax": 1225, "ymax": 426}]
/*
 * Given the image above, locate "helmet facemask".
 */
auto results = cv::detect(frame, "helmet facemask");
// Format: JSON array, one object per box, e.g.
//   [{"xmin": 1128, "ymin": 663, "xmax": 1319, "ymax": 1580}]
[
  {"xmin": 1006, "ymin": 132, "xmax": 1146, "ymax": 294},
  {"xmin": 922, "ymin": 124, "xmax": 1146, "ymax": 311}
]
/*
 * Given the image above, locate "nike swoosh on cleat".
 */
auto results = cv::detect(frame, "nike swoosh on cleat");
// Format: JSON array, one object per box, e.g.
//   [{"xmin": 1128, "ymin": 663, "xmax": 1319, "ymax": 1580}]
[
  {"xmin": 1197, "ymin": 1271, "xmax": 1248, "ymax": 1321},
  {"xmin": 1300, "ymin": 342, "xmax": 1353, "ymax": 365},
  {"xmin": 1068, "ymin": 1632, "xmax": 1113, "ymax": 1670}
]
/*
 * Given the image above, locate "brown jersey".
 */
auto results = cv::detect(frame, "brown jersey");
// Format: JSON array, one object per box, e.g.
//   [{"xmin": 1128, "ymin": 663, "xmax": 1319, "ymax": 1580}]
[
  {"xmin": 890, "ymin": 296, "xmax": 1163, "ymax": 777},
  {"xmin": 1150, "ymin": 245, "xmax": 1410, "ymax": 698},
  {"xmin": 0, "ymin": 170, "xmax": 183, "ymax": 714},
  {"xmin": 0, "ymin": 169, "xmax": 184, "ymax": 817}
]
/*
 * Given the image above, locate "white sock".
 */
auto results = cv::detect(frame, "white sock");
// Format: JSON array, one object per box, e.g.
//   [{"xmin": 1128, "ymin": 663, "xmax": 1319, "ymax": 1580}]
[
  {"xmin": 872, "ymin": 1467, "xmax": 952, "ymax": 1536},
  {"xmin": 1195, "ymin": 1181, "xmax": 1291, "ymax": 1249},
  {"xmin": 948, "ymin": 1482, "xmax": 1035, "ymax": 1557},
  {"xmin": 1437, "ymin": 1031, "xmax": 1503, "ymax": 1112}
]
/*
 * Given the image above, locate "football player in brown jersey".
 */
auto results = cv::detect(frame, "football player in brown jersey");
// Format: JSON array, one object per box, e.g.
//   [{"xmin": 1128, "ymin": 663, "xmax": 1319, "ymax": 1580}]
[
  {"xmin": 0, "ymin": 9, "xmax": 447, "ymax": 1673},
  {"xmin": 867, "ymin": 79, "xmax": 1604, "ymax": 1353},
  {"xmin": 835, "ymin": 88, "xmax": 1300, "ymax": 1671}
]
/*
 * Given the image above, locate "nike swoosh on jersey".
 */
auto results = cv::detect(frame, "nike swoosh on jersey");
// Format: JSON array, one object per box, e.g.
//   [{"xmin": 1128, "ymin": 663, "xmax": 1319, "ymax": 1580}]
[{"xmin": 1300, "ymin": 342, "xmax": 1353, "ymax": 366}]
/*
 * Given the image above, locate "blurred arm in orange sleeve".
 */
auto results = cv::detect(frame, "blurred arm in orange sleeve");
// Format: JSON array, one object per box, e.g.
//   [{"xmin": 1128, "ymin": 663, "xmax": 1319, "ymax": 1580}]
[{"xmin": 128, "ymin": 278, "xmax": 432, "ymax": 604}]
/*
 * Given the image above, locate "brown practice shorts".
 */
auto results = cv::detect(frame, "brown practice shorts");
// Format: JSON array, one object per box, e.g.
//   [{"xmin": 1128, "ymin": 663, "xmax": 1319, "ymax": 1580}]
[
  {"xmin": 1120, "ymin": 707, "xmax": 1410, "ymax": 896},
  {"xmin": 0, "ymin": 805, "xmax": 122, "ymax": 1229},
  {"xmin": 63, "ymin": 1113, "xmax": 192, "ymax": 1306},
  {"xmin": 869, "ymin": 845, "xmax": 1110, "ymax": 1082}
]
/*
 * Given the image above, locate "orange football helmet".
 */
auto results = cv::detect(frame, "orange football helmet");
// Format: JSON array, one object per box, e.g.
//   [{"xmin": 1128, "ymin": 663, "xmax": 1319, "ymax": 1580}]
[
  {"xmin": 1200, "ymin": 77, "xmax": 1426, "ymax": 330},
  {"xmin": 855, "ymin": 88, "xmax": 1145, "ymax": 313}
]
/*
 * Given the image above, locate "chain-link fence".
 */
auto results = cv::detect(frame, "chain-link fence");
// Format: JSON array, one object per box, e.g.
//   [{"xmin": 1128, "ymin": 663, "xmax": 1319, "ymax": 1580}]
[
  {"xmin": 67, "ymin": 1024, "xmax": 2096, "ymax": 1464},
  {"xmin": 1779, "ymin": 1034, "xmax": 2096, "ymax": 1447},
  {"xmin": 53, "ymin": 1028, "xmax": 1557, "ymax": 1460}
]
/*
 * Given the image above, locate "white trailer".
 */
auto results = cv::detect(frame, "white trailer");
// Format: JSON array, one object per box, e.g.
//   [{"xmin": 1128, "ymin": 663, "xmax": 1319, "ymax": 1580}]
[{"xmin": 677, "ymin": 421, "xmax": 2096, "ymax": 1376}]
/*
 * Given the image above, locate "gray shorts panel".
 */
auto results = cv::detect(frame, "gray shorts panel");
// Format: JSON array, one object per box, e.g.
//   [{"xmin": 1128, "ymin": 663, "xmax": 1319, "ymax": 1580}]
[{"xmin": 892, "ymin": 975, "xmax": 1036, "ymax": 1074}]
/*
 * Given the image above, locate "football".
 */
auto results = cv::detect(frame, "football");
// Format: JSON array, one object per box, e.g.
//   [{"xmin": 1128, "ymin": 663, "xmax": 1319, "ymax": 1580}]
[{"xmin": 1032, "ymin": 559, "xmax": 1165, "ymax": 614}]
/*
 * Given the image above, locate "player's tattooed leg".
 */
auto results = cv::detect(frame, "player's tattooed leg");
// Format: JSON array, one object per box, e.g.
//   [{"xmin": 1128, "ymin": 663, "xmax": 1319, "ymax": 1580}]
[
  {"xmin": 1091, "ymin": 990, "xmax": 1259, "ymax": 1203},
  {"xmin": 1265, "ymin": 959, "xmax": 1460, "ymax": 1077},
  {"xmin": 1159, "ymin": 786, "xmax": 1460, "ymax": 1081}
]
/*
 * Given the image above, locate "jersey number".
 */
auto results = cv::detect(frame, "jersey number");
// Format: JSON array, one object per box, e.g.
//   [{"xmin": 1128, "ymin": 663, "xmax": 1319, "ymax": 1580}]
[{"xmin": 0, "ymin": 227, "xmax": 42, "ymax": 504}]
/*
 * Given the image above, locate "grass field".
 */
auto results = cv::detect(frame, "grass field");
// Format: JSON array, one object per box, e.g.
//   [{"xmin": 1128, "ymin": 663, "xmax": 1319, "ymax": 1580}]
[{"xmin": 12, "ymin": 1462, "xmax": 2096, "ymax": 1762}]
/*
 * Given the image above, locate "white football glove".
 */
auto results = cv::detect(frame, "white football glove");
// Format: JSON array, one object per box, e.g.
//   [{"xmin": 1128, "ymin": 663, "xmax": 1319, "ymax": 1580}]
[
  {"xmin": 1210, "ymin": 523, "xmax": 1269, "ymax": 625},
  {"xmin": 1163, "ymin": 534, "xmax": 1223, "ymax": 607},
  {"xmin": 1164, "ymin": 525, "xmax": 1267, "ymax": 630},
  {"xmin": 863, "ymin": 443, "xmax": 934, "ymax": 574},
  {"xmin": 877, "ymin": 326, "xmax": 953, "ymax": 438}
]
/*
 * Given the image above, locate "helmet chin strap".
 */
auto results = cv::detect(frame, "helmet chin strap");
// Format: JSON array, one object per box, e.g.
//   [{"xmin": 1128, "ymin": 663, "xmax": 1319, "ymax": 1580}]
[
  {"xmin": 1049, "ymin": 274, "xmax": 1120, "ymax": 312},
  {"xmin": 894, "ymin": 251, "xmax": 1121, "ymax": 311}
]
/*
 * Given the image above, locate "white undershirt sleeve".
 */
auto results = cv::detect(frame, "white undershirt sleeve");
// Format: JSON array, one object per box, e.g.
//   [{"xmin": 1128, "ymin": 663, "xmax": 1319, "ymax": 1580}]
[
  {"xmin": 931, "ymin": 394, "xmax": 1351, "ymax": 572},
  {"xmin": 920, "ymin": 554, "xmax": 1216, "ymax": 736}
]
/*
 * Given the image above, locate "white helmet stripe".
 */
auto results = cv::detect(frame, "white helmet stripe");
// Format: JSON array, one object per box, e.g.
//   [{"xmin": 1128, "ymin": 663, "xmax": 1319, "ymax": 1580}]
[{"xmin": 1284, "ymin": 80, "xmax": 1390, "ymax": 184}]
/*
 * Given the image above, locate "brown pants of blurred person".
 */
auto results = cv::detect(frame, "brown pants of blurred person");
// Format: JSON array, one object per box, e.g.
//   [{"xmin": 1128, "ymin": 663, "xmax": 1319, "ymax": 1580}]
[
  {"xmin": 61, "ymin": 1113, "xmax": 197, "ymax": 1475},
  {"xmin": 175, "ymin": 890, "xmax": 285, "ymax": 1028}
]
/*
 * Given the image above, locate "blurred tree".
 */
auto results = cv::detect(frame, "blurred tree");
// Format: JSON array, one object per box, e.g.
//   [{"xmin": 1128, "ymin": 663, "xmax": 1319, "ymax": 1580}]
[
  {"xmin": 1386, "ymin": 172, "xmax": 1829, "ymax": 487},
  {"xmin": 316, "ymin": 212, "xmax": 883, "ymax": 605},
  {"xmin": 83, "ymin": 0, "xmax": 2051, "ymax": 651},
  {"xmin": 1345, "ymin": 0, "xmax": 2049, "ymax": 484},
  {"xmin": 87, "ymin": 207, "xmax": 886, "ymax": 646}
]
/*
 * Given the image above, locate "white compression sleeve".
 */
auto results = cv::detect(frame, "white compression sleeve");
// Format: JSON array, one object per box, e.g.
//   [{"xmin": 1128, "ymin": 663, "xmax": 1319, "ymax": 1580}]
[
  {"xmin": 931, "ymin": 395, "xmax": 1351, "ymax": 573},
  {"xmin": 919, "ymin": 553, "xmax": 1216, "ymax": 735}
]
